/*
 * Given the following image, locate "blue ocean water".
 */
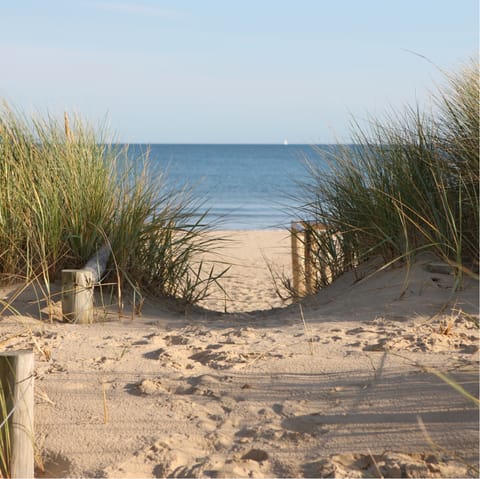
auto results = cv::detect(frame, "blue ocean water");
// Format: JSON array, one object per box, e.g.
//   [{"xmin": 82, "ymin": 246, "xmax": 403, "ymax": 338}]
[{"xmin": 127, "ymin": 144, "xmax": 330, "ymax": 230}]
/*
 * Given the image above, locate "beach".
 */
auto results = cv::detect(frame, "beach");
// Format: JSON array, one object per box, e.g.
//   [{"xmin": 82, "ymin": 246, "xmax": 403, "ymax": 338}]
[
  {"xmin": 0, "ymin": 229, "xmax": 478, "ymax": 478},
  {"xmin": 198, "ymin": 230, "xmax": 293, "ymax": 313}
]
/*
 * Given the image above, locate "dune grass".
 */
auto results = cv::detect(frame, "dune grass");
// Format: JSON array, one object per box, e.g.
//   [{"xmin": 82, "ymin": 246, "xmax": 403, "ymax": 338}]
[
  {"xmin": 0, "ymin": 377, "xmax": 11, "ymax": 478},
  {"xmin": 0, "ymin": 104, "xmax": 226, "ymax": 307},
  {"xmin": 297, "ymin": 58, "xmax": 479, "ymax": 294}
]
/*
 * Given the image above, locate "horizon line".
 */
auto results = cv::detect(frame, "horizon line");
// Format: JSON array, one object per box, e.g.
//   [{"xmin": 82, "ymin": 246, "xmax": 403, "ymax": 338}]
[{"xmin": 112, "ymin": 142, "xmax": 356, "ymax": 146}]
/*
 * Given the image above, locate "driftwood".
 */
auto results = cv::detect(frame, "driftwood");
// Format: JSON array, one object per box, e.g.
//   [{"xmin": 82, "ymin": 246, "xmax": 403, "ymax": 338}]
[{"xmin": 61, "ymin": 245, "xmax": 110, "ymax": 323}]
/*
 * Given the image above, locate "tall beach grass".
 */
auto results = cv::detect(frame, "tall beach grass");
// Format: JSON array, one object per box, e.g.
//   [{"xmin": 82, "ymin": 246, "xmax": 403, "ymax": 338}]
[
  {"xmin": 0, "ymin": 376, "xmax": 11, "ymax": 477},
  {"xmin": 0, "ymin": 104, "xmax": 225, "ymax": 306},
  {"xmin": 297, "ymin": 59, "xmax": 479, "ymax": 292}
]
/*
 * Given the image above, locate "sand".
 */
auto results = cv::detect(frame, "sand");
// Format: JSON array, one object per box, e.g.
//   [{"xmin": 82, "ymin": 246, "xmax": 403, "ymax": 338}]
[
  {"xmin": 0, "ymin": 230, "xmax": 478, "ymax": 478},
  {"xmin": 198, "ymin": 230, "xmax": 293, "ymax": 313}
]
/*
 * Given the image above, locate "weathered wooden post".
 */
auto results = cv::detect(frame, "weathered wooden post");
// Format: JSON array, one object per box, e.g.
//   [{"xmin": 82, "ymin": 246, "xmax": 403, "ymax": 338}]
[
  {"xmin": 0, "ymin": 351, "xmax": 34, "ymax": 478},
  {"xmin": 61, "ymin": 245, "xmax": 110, "ymax": 323},
  {"xmin": 290, "ymin": 222, "xmax": 302, "ymax": 295},
  {"xmin": 304, "ymin": 226, "xmax": 314, "ymax": 295},
  {"xmin": 61, "ymin": 269, "xmax": 95, "ymax": 323},
  {"xmin": 291, "ymin": 221, "xmax": 329, "ymax": 297}
]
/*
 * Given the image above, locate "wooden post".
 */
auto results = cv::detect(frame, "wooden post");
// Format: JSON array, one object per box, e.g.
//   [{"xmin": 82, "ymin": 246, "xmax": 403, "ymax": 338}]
[
  {"xmin": 61, "ymin": 269, "xmax": 94, "ymax": 324},
  {"xmin": 0, "ymin": 351, "xmax": 34, "ymax": 478},
  {"xmin": 304, "ymin": 227, "xmax": 314, "ymax": 295},
  {"xmin": 291, "ymin": 221, "xmax": 328, "ymax": 297},
  {"xmin": 83, "ymin": 245, "xmax": 110, "ymax": 283},
  {"xmin": 61, "ymin": 245, "xmax": 110, "ymax": 324},
  {"xmin": 290, "ymin": 222, "xmax": 301, "ymax": 295}
]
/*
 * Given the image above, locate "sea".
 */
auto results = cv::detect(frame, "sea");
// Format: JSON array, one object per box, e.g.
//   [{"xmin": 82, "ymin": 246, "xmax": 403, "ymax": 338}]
[{"xmin": 126, "ymin": 144, "xmax": 332, "ymax": 230}]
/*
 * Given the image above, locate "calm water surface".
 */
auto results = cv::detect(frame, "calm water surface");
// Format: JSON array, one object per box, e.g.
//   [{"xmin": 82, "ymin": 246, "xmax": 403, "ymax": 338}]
[{"xmin": 127, "ymin": 144, "xmax": 334, "ymax": 229}]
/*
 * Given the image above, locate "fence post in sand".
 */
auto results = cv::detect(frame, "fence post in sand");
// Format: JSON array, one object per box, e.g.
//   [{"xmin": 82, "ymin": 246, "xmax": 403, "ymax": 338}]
[
  {"xmin": 61, "ymin": 269, "xmax": 95, "ymax": 323},
  {"xmin": 291, "ymin": 221, "xmax": 325, "ymax": 296},
  {"xmin": 0, "ymin": 351, "xmax": 34, "ymax": 478},
  {"xmin": 290, "ymin": 222, "xmax": 302, "ymax": 295},
  {"xmin": 304, "ymin": 226, "xmax": 314, "ymax": 295},
  {"xmin": 61, "ymin": 245, "xmax": 110, "ymax": 324}
]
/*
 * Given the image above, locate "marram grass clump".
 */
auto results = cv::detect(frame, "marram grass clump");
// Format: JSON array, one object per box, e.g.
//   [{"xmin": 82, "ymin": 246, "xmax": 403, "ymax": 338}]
[
  {"xmin": 0, "ymin": 104, "xmax": 225, "ymax": 304},
  {"xmin": 298, "ymin": 58, "xmax": 478, "ymax": 293},
  {"xmin": 0, "ymin": 379, "xmax": 12, "ymax": 478}
]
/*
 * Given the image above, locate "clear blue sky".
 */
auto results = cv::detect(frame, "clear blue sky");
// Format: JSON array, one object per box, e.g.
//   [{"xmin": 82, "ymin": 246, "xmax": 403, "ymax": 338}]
[{"xmin": 1, "ymin": 0, "xmax": 478, "ymax": 143}]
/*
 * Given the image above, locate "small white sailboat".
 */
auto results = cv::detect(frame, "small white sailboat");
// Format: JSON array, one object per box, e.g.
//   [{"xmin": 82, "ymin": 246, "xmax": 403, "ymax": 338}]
[{"xmin": 283, "ymin": 139, "xmax": 288, "ymax": 145}]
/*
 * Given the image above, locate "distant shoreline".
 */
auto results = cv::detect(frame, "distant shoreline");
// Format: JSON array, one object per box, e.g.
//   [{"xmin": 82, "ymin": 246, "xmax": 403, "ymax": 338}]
[{"xmin": 113, "ymin": 142, "xmax": 357, "ymax": 147}]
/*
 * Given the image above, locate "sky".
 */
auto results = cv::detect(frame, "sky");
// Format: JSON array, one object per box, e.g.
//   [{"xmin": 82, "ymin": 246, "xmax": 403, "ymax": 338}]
[{"xmin": 0, "ymin": 0, "xmax": 478, "ymax": 144}]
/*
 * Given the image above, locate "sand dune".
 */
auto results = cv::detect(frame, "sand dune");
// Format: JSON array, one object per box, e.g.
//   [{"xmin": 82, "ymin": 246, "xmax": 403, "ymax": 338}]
[{"xmin": 0, "ymin": 230, "xmax": 478, "ymax": 478}]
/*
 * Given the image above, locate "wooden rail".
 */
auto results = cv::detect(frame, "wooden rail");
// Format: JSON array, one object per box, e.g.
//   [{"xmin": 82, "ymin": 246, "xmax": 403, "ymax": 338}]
[
  {"xmin": 61, "ymin": 245, "xmax": 110, "ymax": 323},
  {"xmin": 0, "ymin": 351, "xmax": 34, "ymax": 478}
]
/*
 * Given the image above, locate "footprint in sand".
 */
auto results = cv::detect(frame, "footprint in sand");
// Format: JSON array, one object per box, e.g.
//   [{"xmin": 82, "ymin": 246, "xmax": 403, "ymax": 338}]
[
  {"xmin": 136, "ymin": 378, "xmax": 171, "ymax": 395},
  {"xmin": 235, "ymin": 427, "xmax": 258, "ymax": 440},
  {"xmin": 164, "ymin": 334, "xmax": 190, "ymax": 346},
  {"xmin": 104, "ymin": 435, "xmax": 209, "ymax": 478},
  {"xmin": 281, "ymin": 413, "xmax": 329, "ymax": 436},
  {"xmin": 35, "ymin": 451, "xmax": 73, "ymax": 478},
  {"xmin": 188, "ymin": 348, "xmax": 262, "ymax": 370},
  {"xmin": 143, "ymin": 348, "xmax": 171, "ymax": 360},
  {"xmin": 143, "ymin": 332, "xmax": 167, "ymax": 345},
  {"xmin": 175, "ymin": 373, "xmax": 223, "ymax": 398},
  {"xmin": 89, "ymin": 355, "xmax": 115, "ymax": 369},
  {"xmin": 303, "ymin": 452, "xmax": 470, "ymax": 479},
  {"xmin": 143, "ymin": 348, "xmax": 185, "ymax": 369},
  {"xmin": 241, "ymin": 448, "xmax": 269, "ymax": 462},
  {"xmin": 222, "ymin": 327, "xmax": 257, "ymax": 341}
]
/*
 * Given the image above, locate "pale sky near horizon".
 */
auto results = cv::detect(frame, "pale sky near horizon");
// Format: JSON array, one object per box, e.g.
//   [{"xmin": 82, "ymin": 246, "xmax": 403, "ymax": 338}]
[{"xmin": 1, "ymin": 0, "xmax": 478, "ymax": 143}]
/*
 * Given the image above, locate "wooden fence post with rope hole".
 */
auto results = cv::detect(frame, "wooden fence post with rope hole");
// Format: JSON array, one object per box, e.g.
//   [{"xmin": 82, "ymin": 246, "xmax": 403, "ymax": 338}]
[
  {"xmin": 61, "ymin": 245, "xmax": 110, "ymax": 324},
  {"xmin": 0, "ymin": 351, "xmax": 34, "ymax": 478}
]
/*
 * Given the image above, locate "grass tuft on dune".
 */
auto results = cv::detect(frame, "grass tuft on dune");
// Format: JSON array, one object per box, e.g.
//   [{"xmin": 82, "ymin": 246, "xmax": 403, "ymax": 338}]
[
  {"xmin": 0, "ymin": 106, "xmax": 225, "ymax": 305},
  {"xmin": 297, "ymin": 58, "xmax": 479, "ymax": 293}
]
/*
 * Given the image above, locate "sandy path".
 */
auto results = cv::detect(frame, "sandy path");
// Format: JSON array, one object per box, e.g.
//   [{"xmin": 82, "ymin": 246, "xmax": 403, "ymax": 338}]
[
  {"xmin": 198, "ymin": 230, "xmax": 292, "ymax": 313},
  {"xmin": 0, "ymin": 230, "xmax": 478, "ymax": 478}
]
